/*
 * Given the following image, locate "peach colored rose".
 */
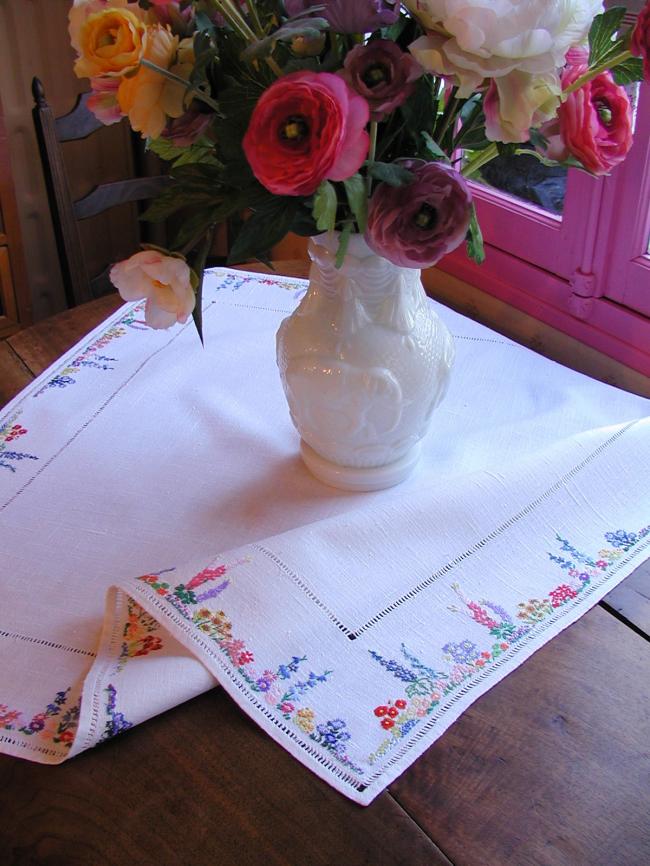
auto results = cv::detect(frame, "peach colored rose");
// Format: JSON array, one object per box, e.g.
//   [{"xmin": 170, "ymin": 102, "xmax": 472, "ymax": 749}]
[
  {"xmin": 555, "ymin": 63, "xmax": 633, "ymax": 176},
  {"xmin": 110, "ymin": 250, "xmax": 195, "ymax": 329},
  {"xmin": 68, "ymin": 0, "xmax": 139, "ymax": 52},
  {"xmin": 73, "ymin": 6, "xmax": 147, "ymax": 79},
  {"xmin": 117, "ymin": 26, "xmax": 186, "ymax": 139}
]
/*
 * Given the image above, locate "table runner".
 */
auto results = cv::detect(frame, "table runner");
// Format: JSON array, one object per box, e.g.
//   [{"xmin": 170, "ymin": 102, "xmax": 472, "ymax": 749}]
[{"xmin": 1, "ymin": 268, "xmax": 649, "ymax": 805}]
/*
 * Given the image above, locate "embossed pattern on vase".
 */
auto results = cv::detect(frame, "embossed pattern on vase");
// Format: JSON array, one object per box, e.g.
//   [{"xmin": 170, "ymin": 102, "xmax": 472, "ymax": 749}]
[{"xmin": 276, "ymin": 233, "xmax": 455, "ymax": 469}]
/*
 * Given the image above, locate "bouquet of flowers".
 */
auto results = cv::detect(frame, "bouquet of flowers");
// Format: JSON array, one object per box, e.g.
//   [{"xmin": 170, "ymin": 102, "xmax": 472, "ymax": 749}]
[{"xmin": 68, "ymin": 0, "xmax": 649, "ymax": 337}]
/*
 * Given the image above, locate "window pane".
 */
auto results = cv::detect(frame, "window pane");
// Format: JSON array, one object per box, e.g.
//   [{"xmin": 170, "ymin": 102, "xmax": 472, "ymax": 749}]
[{"xmin": 474, "ymin": 151, "xmax": 568, "ymax": 215}]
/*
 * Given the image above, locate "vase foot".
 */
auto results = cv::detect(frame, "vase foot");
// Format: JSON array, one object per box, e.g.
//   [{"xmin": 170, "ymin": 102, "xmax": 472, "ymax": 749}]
[{"xmin": 300, "ymin": 440, "xmax": 421, "ymax": 492}]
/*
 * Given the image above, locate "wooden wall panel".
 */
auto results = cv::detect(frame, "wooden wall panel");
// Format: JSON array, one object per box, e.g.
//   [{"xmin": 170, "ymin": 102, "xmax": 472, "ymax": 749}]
[{"xmin": 0, "ymin": 0, "xmax": 138, "ymax": 320}]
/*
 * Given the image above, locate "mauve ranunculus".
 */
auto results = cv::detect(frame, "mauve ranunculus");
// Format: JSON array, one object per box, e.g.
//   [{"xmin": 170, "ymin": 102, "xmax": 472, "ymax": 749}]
[
  {"xmin": 243, "ymin": 71, "xmax": 369, "ymax": 196},
  {"xmin": 161, "ymin": 109, "xmax": 211, "ymax": 146},
  {"xmin": 556, "ymin": 63, "xmax": 633, "ymax": 176},
  {"xmin": 284, "ymin": 0, "xmax": 399, "ymax": 33},
  {"xmin": 631, "ymin": 1, "xmax": 650, "ymax": 82},
  {"xmin": 365, "ymin": 160, "xmax": 473, "ymax": 269},
  {"xmin": 341, "ymin": 39, "xmax": 423, "ymax": 122}
]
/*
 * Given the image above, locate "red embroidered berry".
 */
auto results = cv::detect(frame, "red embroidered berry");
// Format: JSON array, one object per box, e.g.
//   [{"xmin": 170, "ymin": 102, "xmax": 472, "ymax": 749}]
[
  {"xmin": 500, "ymin": 643, "xmax": 509, "ymax": 650},
  {"xmin": 374, "ymin": 705, "xmax": 388, "ymax": 717},
  {"xmin": 475, "ymin": 659, "xmax": 485, "ymax": 667},
  {"xmin": 481, "ymin": 651, "xmax": 491, "ymax": 659},
  {"xmin": 387, "ymin": 706, "xmax": 399, "ymax": 718},
  {"xmin": 381, "ymin": 718, "xmax": 394, "ymax": 730},
  {"xmin": 395, "ymin": 699, "xmax": 407, "ymax": 709}
]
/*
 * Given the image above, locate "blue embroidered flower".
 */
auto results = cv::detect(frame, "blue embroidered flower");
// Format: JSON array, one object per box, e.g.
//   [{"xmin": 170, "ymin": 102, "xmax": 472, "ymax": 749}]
[
  {"xmin": 442, "ymin": 639, "xmax": 479, "ymax": 665},
  {"xmin": 605, "ymin": 530, "xmax": 637, "ymax": 548}
]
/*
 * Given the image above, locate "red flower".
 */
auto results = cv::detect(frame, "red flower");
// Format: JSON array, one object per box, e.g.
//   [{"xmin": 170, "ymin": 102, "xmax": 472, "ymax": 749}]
[
  {"xmin": 631, "ymin": 2, "xmax": 650, "ymax": 82},
  {"xmin": 374, "ymin": 705, "xmax": 388, "ymax": 717},
  {"xmin": 387, "ymin": 706, "xmax": 399, "ymax": 718},
  {"xmin": 395, "ymin": 699, "xmax": 407, "ymax": 709},
  {"xmin": 381, "ymin": 718, "xmax": 394, "ymax": 730},
  {"xmin": 243, "ymin": 71, "xmax": 370, "ymax": 196},
  {"xmin": 549, "ymin": 584, "xmax": 579, "ymax": 607},
  {"xmin": 557, "ymin": 63, "xmax": 633, "ymax": 176}
]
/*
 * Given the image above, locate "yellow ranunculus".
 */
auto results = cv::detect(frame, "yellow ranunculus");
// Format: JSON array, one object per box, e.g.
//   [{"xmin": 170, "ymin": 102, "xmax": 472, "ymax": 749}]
[
  {"xmin": 73, "ymin": 7, "xmax": 146, "ymax": 79},
  {"xmin": 117, "ymin": 26, "xmax": 185, "ymax": 140}
]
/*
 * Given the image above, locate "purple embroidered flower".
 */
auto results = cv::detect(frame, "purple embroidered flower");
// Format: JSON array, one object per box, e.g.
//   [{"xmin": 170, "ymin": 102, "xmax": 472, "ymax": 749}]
[
  {"xmin": 365, "ymin": 159, "xmax": 473, "ymax": 269},
  {"xmin": 27, "ymin": 713, "xmax": 47, "ymax": 733},
  {"xmin": 284, "ymin": 0, "xmax": 399, "ymax": 33},
  {"xmin": 340, "ymin": 39, "xmax": 423, "ymax": 121},
  {"xmin": 442, "ymin": 639, "xmax": 479, "ymax": 665}
]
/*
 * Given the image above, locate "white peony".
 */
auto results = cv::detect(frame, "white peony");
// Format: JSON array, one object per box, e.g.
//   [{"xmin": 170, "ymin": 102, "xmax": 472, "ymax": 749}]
[{"xmin": 406, "ymin": 0, "xmax": 604, "ymax": 96}]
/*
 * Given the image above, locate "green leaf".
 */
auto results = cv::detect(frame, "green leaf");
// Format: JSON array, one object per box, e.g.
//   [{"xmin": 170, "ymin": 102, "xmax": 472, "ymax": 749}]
[
  {"xmin": 171, "ymin": 207, "xmax": 220, "ymax": 252},
  {"xmin": 368, "ymin": 162, "xmax": 415, "ymax": 187},
  {"xmin": 335, "ymin": 223, "xmax": 353, "ymax": 269},
  {"xmin": 466, "ymin": 206, "xmax": 485, "ymax": 265},
  {"xmin": 588, "ymin": 7, "xmax": 626, "ymax": 66},
  {"xmin": 313, "ymin": 180, "xmax": 338, "ymax": 232},
  {"xmin": 290, "ymin": 201, "xmax": 319, "ymax": 237},
  {"xmin": 228, "ymin": 197, "xmax": 301, "ymax": 265},
  {"xmin": 420, "ymin": 131, "xmax": 450, "ymax": 163},
  {"xmin": 140, "ymin": 186, "xmax": 216, "ymax": 222},
  {"xmin": 343, "ymin": 174, "xmax": 367, "ymax": 233},
  {"xmin": 400, "ymin": 75, "xmax": 437, "ymax": 143},
  {"xmin": 611, "ymin": 56, "xmax": 645, "ymax": 85},
  {"xmin": 242, "ymin": 17, "xmax": 328, "ymax": 61},
  {"xmin": 187, "ymin": 229, "xmax": 214, "ymax": 347}
]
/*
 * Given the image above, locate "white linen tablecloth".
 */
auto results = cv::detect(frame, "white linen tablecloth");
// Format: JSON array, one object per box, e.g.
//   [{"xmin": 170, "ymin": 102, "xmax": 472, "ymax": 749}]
[{"xmin": 1, "ymin": 268, "xmax": 648, "ymax": 805}]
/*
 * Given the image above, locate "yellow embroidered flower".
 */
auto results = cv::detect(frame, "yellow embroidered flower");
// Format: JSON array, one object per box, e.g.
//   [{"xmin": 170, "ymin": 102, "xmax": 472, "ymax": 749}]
[
  {"xmin": 295, "ymin": 708, "xmax": 316, "ymax": 733},
  {"xmin": 117, "ymin": 25, "xmax": 186, "ymax": 139},
  {"xmin": 73, "ymin": 7, "xmax": 146, "ymax": 79}
]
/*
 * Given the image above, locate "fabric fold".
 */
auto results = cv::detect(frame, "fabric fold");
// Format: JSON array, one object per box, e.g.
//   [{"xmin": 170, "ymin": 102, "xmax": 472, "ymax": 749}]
[
  {"xmin": 1, "ymin": 268, "xmax": 649, "ymax": 805},
  {"xmin": 74, "ymin": 417, "xmax": 650, "ymax": 804}
]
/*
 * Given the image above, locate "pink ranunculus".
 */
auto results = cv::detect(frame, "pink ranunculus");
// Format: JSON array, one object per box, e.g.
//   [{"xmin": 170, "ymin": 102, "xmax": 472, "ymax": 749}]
[
  {"xmin": 340, "ymin": 39, "xmax": 423, "ymax": 122},
  {"xmin": 557, "ymin": 63, "xmax": 633, "ymax": 176},
  {"xmin": 365, "ymin": 160, "xmax": 473, "ymax": 269},
  {"xmin": 110, "ymin": 250, "xmax": 195, "ymax": 329},
  {"xmin": 243, "ymin": 71, "xmax": 369, "ymax": 196},
  {"xmin": 87, "ymin": 77, "xmax": 123, "ymax": 125},
  {"xmin": 631, "ymin": 1, "xmax": 650, "ymax": 82}
]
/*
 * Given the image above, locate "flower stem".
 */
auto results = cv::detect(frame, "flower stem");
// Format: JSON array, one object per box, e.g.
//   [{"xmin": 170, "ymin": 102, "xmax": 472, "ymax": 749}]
[
  {"xmin": 210, "ymin": 0, "xmax": 258, "ymax": 43},
  {"xmin": 366, "ymin": 120, "xmax": 378, "ymax": 199},
  {"xmin": 245, "ymin": 0, "xmax": 265, "ymax": 39},
  {"xmin": 140, "ymin": 60, "xmax": 224, "ymax": 115},
  {"xmin": 461, "ymin": 142, "xmax": 499, "ymax": 179},
  {"xmin": 563, "ymin": 49, "xmax": 632, "ymax": 94}
]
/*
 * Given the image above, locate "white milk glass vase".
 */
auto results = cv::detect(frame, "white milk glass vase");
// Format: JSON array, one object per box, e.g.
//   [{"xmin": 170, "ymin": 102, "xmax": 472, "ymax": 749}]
[{"xmin": 276, "ymin": 231, "xmax": 455, "ymax": 491}]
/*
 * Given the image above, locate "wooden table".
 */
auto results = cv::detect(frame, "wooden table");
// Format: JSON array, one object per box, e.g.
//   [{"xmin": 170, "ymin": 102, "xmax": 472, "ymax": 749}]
[{"xmin": 1, "ymin": 268, "xmax": 650, "ymax": 866}]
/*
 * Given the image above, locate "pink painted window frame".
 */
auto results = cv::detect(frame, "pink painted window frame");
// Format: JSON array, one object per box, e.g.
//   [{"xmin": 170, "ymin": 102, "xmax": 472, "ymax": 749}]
[{"xmin": 439, "ymin": 81, "xmax": 650, "ymax": 377}]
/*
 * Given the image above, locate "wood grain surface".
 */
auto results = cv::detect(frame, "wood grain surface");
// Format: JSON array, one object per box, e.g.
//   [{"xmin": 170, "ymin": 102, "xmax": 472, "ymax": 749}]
[
  {"xmin": 0, "ymin": 688, "xmax": 451, "ymax": 866},
  {"xmin": 390, "ymin": 607, "xmax": 650, "ymax": 866}
]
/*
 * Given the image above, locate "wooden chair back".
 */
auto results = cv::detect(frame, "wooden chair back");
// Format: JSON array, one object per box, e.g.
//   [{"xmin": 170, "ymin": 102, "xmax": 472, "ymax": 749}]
[{"xmin": 31, "ymin": 77, "xmax": 170, "ymax": 307}]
